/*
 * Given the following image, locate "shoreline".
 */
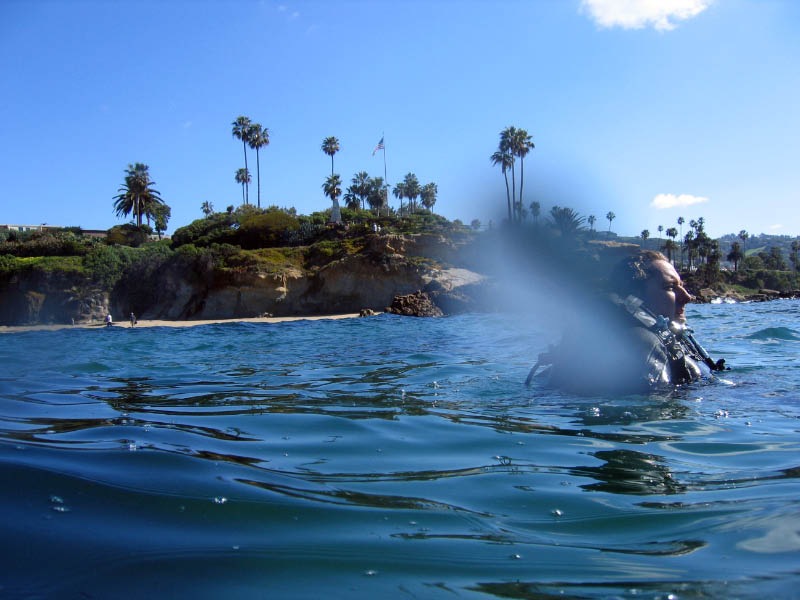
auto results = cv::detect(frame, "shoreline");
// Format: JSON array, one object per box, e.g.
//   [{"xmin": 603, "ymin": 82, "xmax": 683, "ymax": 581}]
[{"xmin": 0, "ymin": 313, "xmax": 362, "ymax": 334}]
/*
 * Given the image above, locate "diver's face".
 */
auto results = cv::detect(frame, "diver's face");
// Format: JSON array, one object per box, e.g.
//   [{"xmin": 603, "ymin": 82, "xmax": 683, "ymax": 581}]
[{"xmin": 643, "ymin": 260, "xmax": 692, "ymax": 322}]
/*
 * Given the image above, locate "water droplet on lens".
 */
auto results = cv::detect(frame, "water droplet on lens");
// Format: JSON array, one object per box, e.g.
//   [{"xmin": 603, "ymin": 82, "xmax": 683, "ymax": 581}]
[{"xmin": 213, "ymin": 497, "xmax": 228, "ymax": 504}]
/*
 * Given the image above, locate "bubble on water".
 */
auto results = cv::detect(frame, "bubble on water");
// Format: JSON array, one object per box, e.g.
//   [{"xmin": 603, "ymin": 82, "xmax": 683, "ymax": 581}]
[
  {"xmin": 551, "ymin": 509, "xmax": 563, "ymax": 517},
  {"xmin": 213, "ymin": 497, "xmax": 228, "ymax": 504},
  {"xmin": 714, "ymin": 410, "xmax": 729, "ymax": 419},
  {"xmin": 510, "ymin": 553, "xmax": 521, "ymax": 560},
  {"xmin": 283, "ymin": 452, "xmax": 289, "ymax": 457},
  {"xmin": 364, "ymin": 569, "xmax": 378, "ymax": 576},
  {"xmin": 745, "ymin": 421, "xmax": 752, "ymax": 426},
  {"xmin": 49, "ymin": 495, "xmax": 64, "ymax": 504},
  {"xmin": 408, "ymin": 521, "xmax": 417, "ymax": 526},
  {"xmin": 589, "ymin": 407, "xmax": 600, "ymax": 417},
  {"xmin": 516, "ymin": 441, "xmax": 525, "ymax": 445},
  {"xmin": 560, "ymin": 481, "xmax": 570, "ymax": 486},
  {"xmin": 52, "ymin": 505, "xmax": 71, "ymax": 513}
]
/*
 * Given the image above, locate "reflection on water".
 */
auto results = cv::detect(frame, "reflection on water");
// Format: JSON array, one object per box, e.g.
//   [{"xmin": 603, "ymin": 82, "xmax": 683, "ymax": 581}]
[{"xmin": 2, "ymin": 305, "xmax": 800, "ymax": 597}]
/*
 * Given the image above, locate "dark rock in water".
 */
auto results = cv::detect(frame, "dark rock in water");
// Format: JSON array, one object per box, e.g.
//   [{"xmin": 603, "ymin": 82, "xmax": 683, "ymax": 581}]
[
  {"xmin": 385, "ymin": 291, "xmax": 443, "ymax": 318},
  {"xmin": 359, "ymin": 308, "xmax": 375, "ymax": 317}
]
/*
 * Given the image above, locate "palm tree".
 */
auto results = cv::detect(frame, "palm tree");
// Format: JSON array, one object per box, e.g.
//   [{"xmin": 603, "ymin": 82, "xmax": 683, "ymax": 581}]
[
  {"xmin": 641, "ymin": 229, "xmax": 650, "ymax": 248},
  {"xmin": 350, "ymin": 171, "xmax": 371, "ymax": 210},
  {"xmin": 512, "ymin": 128, "xmax": 534, "ymax": 221},
  {"xmin": 499, "ymin": 127, "xmax": 519, "ymax": 221},
  {"xmin": 201, "ymin": 201, "xmax": 214, "ymax": 217},
  {"xmin": 392, "ymin": 182, "xmax": 406, "ymax": 215},
  {"xmin": 490, "ymin": 150, "xmax": 513, "ymax": 222},
  {"xmin": 657, "ymin": 224, "xmax": 663, "ymax": 240},
  {"xmin": 235, "ymin": 168, "xmax": 251, "ymax": 205},
  {"xmin": 322, "ymin": 174, "xmax": 342, "ymax": 223},
  {"xmin": 113, "ymin": 163, "xmax": 163, "ymax": 228},
  {"xmin": 248, "ymin": 123, "xmax": 270, "ymax": 209},
  {"xmin": 677, "ymin": 216, "xmax": 685, "ymax": 268},
  {"xmin": 367, "ymin": 177, "xmax": 387, "ymax": 215},
  {"xmin": 549, "ymin": 206, "xmax": 585, "ymax": 237},
  {"xmin": 605, "ymin": 211, "xmax": 615, "ymax": 238},
  {"xmin": 666, "ymin": 227, "xmax": 678, "ymax": 263},
  {"xmin": 321, "ymin": 136, "xmax": 340, "ymax": 176},
  {"xmin": 401, "ymin": 173, "xmax": 421, "ymax": 212},
  {"xmin": 738, "ymin": 229, "xmax": 748, "ymax": 254},
  {"xmin": 727, "ymin": 241, "xmax": 744, "ymax": 272},
  {"xmin": 420, "ymin": 182, "xmax": 438, "ymax": 212},
  {"xmin": 232, "ymin": 116, "xmax": 252, "ymax": 204},
  {"xmin": 153, "ymin": 204, "xmax": 170, "ymax": 240},
  {"xmin": 587, "ymin": 214, "xmax": 596, "ymax": 233}
]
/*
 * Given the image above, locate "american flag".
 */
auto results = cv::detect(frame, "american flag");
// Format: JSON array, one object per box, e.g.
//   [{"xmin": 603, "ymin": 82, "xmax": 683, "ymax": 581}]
[{"xmin": 372, "ymin": 136, "xmax": 384, "ymax": 156}]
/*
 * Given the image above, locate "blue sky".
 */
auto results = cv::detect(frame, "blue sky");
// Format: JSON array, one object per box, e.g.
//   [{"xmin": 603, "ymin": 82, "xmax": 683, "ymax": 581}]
[{"xmin": 2, "ymin": 0, "xmax": 798, "ymax": 238}]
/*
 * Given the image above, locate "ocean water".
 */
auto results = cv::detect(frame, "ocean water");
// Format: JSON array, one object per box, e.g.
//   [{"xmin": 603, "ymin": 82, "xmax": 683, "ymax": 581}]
[{"xmin": 1, "ymin": 300, "xmax": 799, "ymax": 599}]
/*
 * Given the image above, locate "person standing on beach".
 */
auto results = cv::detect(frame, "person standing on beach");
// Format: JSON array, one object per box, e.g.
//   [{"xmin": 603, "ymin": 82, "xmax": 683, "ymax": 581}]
[
  {"xmin": 130, "ymin": 313, "xmax": 137, "ymax": 327},
  {"xmin": 105, "ymin": 314, "xmax": 113, "ymax": 327}
]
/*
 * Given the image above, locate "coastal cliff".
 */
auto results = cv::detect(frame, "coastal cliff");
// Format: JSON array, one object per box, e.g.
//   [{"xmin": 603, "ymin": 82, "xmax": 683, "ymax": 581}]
[{"xmin": 0, "ymin": 232, "xmax": 490, "ymax": 325}]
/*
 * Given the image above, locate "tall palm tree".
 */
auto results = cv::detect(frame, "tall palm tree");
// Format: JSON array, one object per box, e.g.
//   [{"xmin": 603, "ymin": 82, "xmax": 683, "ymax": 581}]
[
  {"xmin": 232, "ymin": 116, "xmax": 252, "ymax": 204},
  {"xmin": 248, "ymin": 123, "xmax": 269, "ymax": 209},
  {"xmin": 665, "ymin": 227, "xmax": 678, "ymax": 262},
  {"xmin": 512, "ymin": 128, "xmax": 534, "ymax": 221},
  {"xmin": 401, "ymin": 173, "xmax": 420, "ymax": 212},
  {"xmin": 201, "ymin": 201, "xmax": 214, "ymax": 217},
  {"xmin": 350, "ymin": 171, "xmax": 371, "ymax": 210},
  {"xmin": 605, "ymin": 211, "xmax": 615, "ymax": 238},
  {"xmin": 641, "ymin": 229, "xmax": 650, "ymax": 248},
  {"xmin": 322, "ymin": 174, "xmax": 342, "ymax": 223},
  {"xmin": 657, "ymin": 224, "xmax": 664, "ymax": 239},
  {"xmin": 738, "ymin": 229, "xmax": 748, "ymax": 253},
  {"xmin": 113, "ymin": 163, "xmax": 163, "ymax": 228},
  {"xmin": 367, "ymin": 177, "xmax": 387, "ymax": 214},
  {"xmin": 420, "ymin": 182, "xmax": 438, "ymax": 212},
  {"xmin": 677, "ymin": 216, "xmax": 685, "ymax": 268},
  {"xmin": 499, "ymin": 127, "xmax": 518, "ymax": 221},
  {"xmin": 490, "ymin": 150, "xmax": 514, "ymax": 221},
  {"xmin": 392, "ymin": 181, "xmax": 406, "ymax": 215},
  {"xmin": 530, "ymin": 201, "xmax": 541, "ymax": 224},
  {"xmin": 321, "ymin": 136, "xmax": 340, "ymax": 176},
  {"xmin": 587, "ymin": 214, "xmax": 596, "ymax": 234},
  {"xmin": 235, "ymin": 168, "xmax": 251, "ymax": 205}
]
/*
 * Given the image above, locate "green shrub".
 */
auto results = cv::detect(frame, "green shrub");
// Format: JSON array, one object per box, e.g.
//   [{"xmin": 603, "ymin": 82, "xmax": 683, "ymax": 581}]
[
  {"xmin": 105, "ymin": 224, "xmax": 153, "ymax": 247},
  {"xmin": 238, "ymin": 211, "xmax": 300, "ymax": 249}
]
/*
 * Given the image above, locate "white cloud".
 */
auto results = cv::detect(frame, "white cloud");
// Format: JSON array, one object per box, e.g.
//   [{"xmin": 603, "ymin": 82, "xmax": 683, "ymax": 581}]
[
  {"xmin": 580, "ymin": 0, "xmax": 712, "ymax": 31},
  {"xmin": 769, "ymin": 224, "xmax": 783, "ymax": 231},
  {"xmin": 650, "ymin": 193, "xmax": 709, "ymax": 209}
]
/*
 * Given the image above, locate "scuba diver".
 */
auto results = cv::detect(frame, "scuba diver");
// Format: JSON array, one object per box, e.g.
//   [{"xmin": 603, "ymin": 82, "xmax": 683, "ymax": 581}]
[{"xmin": 526, "ymin": 250, "xmax": 725, "ymax": 394}]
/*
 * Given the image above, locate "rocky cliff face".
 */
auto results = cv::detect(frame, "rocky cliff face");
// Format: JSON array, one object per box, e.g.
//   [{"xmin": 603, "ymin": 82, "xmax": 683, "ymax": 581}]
[
  {"xmin": 0, "ymin": 233, "xmax": 490, "ymax": 325},
  {"xmin": 0, "ymin": 269, "xmax": 109, "ymax": 325}
]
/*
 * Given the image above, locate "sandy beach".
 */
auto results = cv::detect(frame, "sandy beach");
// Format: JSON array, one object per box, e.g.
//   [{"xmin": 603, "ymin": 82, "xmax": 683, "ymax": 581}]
[{"xmin": 0, "ymin": 313, "xmax": 362, "ymax": 334}]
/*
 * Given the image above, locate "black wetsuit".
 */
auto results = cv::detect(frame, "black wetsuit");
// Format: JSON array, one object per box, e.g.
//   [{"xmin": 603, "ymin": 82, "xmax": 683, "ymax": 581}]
[{"xmin": 531, "ymin": 295, "xmax": 714, "ymax": 395}]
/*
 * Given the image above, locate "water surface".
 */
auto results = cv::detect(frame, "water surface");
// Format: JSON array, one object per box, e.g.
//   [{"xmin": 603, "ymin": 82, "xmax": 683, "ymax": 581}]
[{"xmin": 1, "ymin": 301, "xmax": 799, "ymax": 598}]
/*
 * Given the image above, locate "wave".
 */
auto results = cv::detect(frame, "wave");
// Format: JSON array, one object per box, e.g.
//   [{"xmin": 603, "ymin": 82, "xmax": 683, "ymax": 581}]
[{"xmin": 745, "ymin": 327, "xmax": 800, "ymax": 341}]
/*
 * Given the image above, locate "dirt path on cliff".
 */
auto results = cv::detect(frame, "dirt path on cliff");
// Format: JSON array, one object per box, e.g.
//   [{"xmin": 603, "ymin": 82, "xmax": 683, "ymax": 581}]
[{"xmin": 0, "ymin": 313, "xmax": 362, "ymax": 334}]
